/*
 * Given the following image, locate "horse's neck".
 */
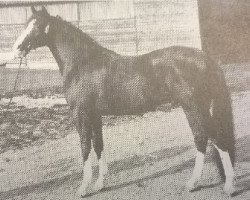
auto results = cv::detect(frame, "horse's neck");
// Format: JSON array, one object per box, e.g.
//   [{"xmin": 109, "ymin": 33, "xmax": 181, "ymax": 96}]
[{"xmin": 47, "ymin": 18, "xmax": 104, "ymax": 76}]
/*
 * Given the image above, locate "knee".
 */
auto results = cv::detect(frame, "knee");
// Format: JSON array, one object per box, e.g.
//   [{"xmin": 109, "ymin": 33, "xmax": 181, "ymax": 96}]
[
  {"xmin": 92, "ymin": 130, "xmax": 104, "ymax": 160},
  {"xmin": 213, "ymin": 141, "xmax": 228, "ymax": 152},
  {"xmin": 81, "ymin": 136, "xmax": 92, "ymax": 161},
  {"xmin": 83, "ymin": 148, "xmax": 91, "ymax": 161}
]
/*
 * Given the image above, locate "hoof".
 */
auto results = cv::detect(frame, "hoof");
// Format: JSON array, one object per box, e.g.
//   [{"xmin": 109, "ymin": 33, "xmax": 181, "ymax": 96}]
[
  {"xmin": 186, "ymin": 179, "xmax": 197, "ymax": 191},
  {"xmin": 93, "ymin": 179, "xmax": 104, "ymax": 192},
  {"xmin": 77, "ymin": 185, "xmax": 88, "ymax": 198},
  {"xmin": 224, "ymin": 183, "xmax": 235, "ymax": 196}
]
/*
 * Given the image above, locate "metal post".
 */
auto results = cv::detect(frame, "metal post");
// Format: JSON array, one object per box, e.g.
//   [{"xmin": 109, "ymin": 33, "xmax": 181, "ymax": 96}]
[
  {"xmin": 25, "ymin": 7, "xmax": 28, "ymax": 68},
  {"xmin": 77, "ymin": 2, "xmax": 80, "ymax": 28},
  {"xmin": 133, "ymin": 0, "xmax": 139, "ymax": 55}
]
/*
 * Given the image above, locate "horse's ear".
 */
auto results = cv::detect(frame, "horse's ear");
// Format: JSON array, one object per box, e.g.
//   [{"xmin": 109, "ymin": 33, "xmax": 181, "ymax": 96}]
[
  {"xmin": 31, "ymin": 6, "xmax": 36, "ymax": 14},
  {"xmin": 41, "ymin": 6, "xmax": 49, "ymax": 15}
]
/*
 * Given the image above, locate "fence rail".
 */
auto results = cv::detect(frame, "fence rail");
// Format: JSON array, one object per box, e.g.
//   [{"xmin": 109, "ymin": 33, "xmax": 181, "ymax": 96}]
[{"xmin": 0, "ymin": 0, "xmax": 200, "ymax": 93}]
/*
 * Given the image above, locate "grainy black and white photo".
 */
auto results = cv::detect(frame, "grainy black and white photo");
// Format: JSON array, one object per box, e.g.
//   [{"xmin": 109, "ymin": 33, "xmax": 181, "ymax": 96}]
[{"xmin": 0, "ymin": 0, "xmax": 249, "ymax": 199}]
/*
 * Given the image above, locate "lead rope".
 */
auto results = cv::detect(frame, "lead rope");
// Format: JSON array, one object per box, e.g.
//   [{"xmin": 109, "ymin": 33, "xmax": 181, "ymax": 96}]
[{"xmin": 6, "ymin": 57, "xmax": 23, "ymax": 110}]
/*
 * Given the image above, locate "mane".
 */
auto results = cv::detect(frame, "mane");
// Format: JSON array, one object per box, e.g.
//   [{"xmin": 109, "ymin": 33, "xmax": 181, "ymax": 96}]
[{"xmin": 50, "ymin": 15, "xmax": 115, "ymax": 54}]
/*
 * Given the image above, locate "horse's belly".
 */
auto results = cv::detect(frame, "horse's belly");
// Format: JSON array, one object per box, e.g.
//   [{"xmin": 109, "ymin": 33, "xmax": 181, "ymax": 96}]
[
  {"xmin": 100, "ymin": 80, "xmax": 171, "ymax": 115},
  {"xmin": 97, "ymin": 90, "xmax": 147, "ymax": 115}
]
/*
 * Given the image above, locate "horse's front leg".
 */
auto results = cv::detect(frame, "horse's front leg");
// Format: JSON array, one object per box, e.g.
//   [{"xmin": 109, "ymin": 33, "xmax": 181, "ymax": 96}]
[
  {"xmin": 182, "ymin": 105, "xmax": 208, "ymax": 191},
  {"xmin": 75, "ymin": 112, "xmax": 93, "ymax": 197},
  {"xmin": 91, "ymin": 113, "xmax": 108, "ymax": 192}
]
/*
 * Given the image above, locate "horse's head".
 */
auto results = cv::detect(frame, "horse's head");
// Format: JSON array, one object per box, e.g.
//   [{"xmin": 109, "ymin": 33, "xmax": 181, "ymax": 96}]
[{"xmin": 13, "ymin": 6, "xmax": 50, "ymax": 58}]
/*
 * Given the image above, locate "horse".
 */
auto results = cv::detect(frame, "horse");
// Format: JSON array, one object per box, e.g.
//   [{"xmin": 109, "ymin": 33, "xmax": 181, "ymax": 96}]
[{"xmin": 12, "ymin": 6, "xmax": 236, "ymax": 197}]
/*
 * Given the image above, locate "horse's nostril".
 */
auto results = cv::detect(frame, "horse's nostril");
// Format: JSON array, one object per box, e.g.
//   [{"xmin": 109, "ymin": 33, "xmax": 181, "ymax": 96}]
[{"xmin": 17, "ymin": 43, "xmax": 23, "ymax": 49}]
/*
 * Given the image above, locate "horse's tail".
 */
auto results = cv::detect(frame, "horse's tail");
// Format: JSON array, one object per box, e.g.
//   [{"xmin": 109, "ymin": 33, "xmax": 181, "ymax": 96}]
[{"xmin": 209, "ymin": 62, "xmax": 235, "ymax": 179}]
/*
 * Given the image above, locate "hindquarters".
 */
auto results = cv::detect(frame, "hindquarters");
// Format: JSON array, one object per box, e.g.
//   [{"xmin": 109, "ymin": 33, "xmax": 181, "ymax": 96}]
[
  {"xmin": 172, "ymin": 53, "xmax": 235, "ymax": 195},
  {"xmin": 176, "ymin": 82, "xmax": 212, "ymax": 154},
  {"xmin": 208, "ymin": 66, "xmax": 235, "ymax": 166},
  {"xmin": 161, "ymin": 47, "xmax": 235, "ymax": 159}
]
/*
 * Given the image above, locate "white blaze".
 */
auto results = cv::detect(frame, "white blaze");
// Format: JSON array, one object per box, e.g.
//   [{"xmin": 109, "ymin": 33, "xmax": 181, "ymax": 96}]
[{"xmin": 12, "ymin": 19, "xmax": 36, "ymax": 57}]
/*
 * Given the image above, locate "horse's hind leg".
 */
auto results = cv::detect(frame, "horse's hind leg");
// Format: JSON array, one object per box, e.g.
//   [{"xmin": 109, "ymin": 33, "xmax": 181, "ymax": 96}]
[
  {"xmin": 213, "ymin": 142, "xmax": 234, "ymax": 195},
  {"xmin": 92, "ymin": 113, "xmax": 108, "ymax": 192},
  {"xmin": 75, "ymin": 111, "xmax": 93, "ymax": 197},
  {"xmin": 183, "ymin": 105, "xmax": 208, "ymax": 191}
]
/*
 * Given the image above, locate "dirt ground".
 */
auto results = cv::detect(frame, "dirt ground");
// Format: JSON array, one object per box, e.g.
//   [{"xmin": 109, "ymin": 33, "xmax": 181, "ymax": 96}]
[{"xmin": 0, "ymin": 89, "xmax": 249, "ymax": 200}]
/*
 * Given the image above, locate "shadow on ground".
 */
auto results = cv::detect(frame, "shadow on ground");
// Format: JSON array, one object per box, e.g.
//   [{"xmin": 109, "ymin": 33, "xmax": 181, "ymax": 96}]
[
  {"xmin": 0, "ymin": 145, "xmax": 193, "ymax": 199},
  {"xmin": 1, "ymin": 135, "xmax": 250, "ymax": 199},
  {"xmin": 231, "ymin": 135, "xmax": 250, "ymax": 197}
]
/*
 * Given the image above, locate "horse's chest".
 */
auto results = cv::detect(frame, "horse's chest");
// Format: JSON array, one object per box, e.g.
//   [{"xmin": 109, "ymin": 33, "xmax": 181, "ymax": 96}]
[{"xmin": 64, "ymin": 70, "xmax": 106, "ymax": 106}]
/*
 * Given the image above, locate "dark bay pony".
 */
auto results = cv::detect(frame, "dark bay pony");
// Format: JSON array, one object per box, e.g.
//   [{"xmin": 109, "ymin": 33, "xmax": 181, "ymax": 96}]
[{"xmin": 13, "ymin": 6, "xmax": 235, "ymax": 197}]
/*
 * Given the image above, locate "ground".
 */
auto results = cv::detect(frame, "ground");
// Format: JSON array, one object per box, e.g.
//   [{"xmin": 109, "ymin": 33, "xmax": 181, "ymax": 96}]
[{"xmin": 0, "ymin": 65, "xmax": 249, "ymax": 200}]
